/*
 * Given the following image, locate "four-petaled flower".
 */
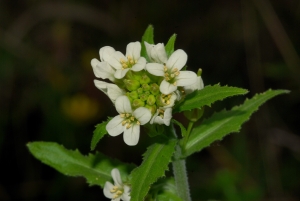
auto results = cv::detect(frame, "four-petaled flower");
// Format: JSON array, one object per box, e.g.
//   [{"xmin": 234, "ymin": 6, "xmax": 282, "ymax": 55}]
[
  {"xmin": 150, "ymin": 108, "xmax": 172, "ymax": 126},
  {"xmin": 146, "ymin": 48, "xmax": 197, "ymax": 94},
  {"xmin": 106, "ymin": 96, "xmax": 151, "ymax": 146},
  {"xmin": 103, "ymin": 168, "xmax": 131, "ymax": 201},
  {"xmin": 107, "ymin": 42, "xmax": 146, "ymax": 79}
]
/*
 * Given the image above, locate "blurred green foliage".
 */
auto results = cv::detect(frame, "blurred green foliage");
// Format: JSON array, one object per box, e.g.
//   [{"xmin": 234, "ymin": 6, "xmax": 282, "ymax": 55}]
[{"xmin": 0, "ymin": 0, "xmax": 299, "ymax": 200}]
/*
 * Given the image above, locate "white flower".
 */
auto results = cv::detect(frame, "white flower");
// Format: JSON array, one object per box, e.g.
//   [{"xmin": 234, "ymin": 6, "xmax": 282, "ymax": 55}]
[
  {"xmin": 94, "ymin": 80, "xmax": 125, "ymax": 103},
  {"xmin": 107, "ymin": 42, "xmax": 146, "ymax": 79},
  {"xmin": 91, "ymin": 46, "xmax": 116, "ymax": 82},
  {"xmin": 146, "ymin": 49, "xmax": 197, "ymax": 94},
  {"xmin": 158, "ymin": 92, "xmax": 177, "ymax": 108},
  {"xmin": 150, "ymin": 108, "xmax": 172, "ymax": 126},
  {"xmin": 144, "ymin": 42, "xmax": 167, "ymax": 64},
  {"xmin": 183, "ymin": 75, "xmax": 204, "ymax": 95},
  {"xmin": 103, "ymin": 168, "xmax": 131, "ymax": 201},
  {"xmin": 106, "ymin": 96, "xmax": 151, "ymax": 146}
]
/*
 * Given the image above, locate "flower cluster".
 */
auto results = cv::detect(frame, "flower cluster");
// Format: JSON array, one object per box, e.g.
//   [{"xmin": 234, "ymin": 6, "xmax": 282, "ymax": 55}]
[{"xmin": 92, "ymin": 41, "xmax": 203, "ymax": 146}]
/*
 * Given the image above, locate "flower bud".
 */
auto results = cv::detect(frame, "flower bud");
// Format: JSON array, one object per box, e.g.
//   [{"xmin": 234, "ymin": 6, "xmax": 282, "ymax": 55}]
[
  {"xmin": 139, "ymin": 73, "xmax": 151, "ymax": 84},
  {"xmin": 139, "ymin": 93, "xmax": 149, "ymax": 102},
  {"xmin": 129, "ymin": 91, "xmax": 139, "ymax": 99},
  {"xmin": 137, "ymin": 87, "xmax": 144, "ymax": 94},
  {"xmin": 145, "ymin": 104, "xmax": 157, "ymax": 115},
  {"xmin": 184, "ymin": 107, "xmax": 204, "ymax": 122},
  {"xmin": 132, "ymin": 99, "xmax": 145, "ymax": 108},
  {"xmin": 147, "ymin": 94, "xmax": 156, "ymax": 105},
  {"xmin": 124, "ymin": 79, "xmax": 140, "ymax": 91},
  {"xmin": 150, "ymin": 83, "xmax": 160, "ymax": 95},
  {"xmin": 142, "ymin": 83, "xmax": 150, "ymax": 91}
]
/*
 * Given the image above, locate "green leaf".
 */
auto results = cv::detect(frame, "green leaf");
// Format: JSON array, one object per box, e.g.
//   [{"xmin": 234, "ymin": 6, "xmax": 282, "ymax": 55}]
[
  {"xmin": 130, "ymin": 139, "xmax": 177, "ymax": 201},
  {"xmin": 90, "ymin": 121, "xmax": 108, "ymax": 151},
  {"xmin": 173, "ymin": 84, "xmax": 248, "ymax": 113},
  {"xmin": 27, "ymin": 142, "xmax": 135, "ymax": 187},
  {"xmin": 150, "ymin": 177, "xmax": 182, "ymax": 201},
  {"xmin": 182, "ymin": 89, "xmax": 289, "ymax": 157},
  {"xmin": 165, "ymin": 34, "xmax": 177, "ymax": 57},
  {"xmin": 141, "ymin": 25, "xmax": 154, "ymax": 60},
  {"xmin": 172, "ymin": 119, "xmax": 187, "ymax": 137}
]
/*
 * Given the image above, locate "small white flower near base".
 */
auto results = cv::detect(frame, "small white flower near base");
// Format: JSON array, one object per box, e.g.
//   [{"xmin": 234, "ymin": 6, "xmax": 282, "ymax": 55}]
[
  {"xmin": 146, "ymin": 49, "xmax": 197, "ymax": 94},
  {"xmin": 150, "ymin": 108, "xmax": 172, "ymax": 126},
  {"xmin": 103, "ymin": 168, "xmax": 131, "ymax": 201},
  {"xmin": 106, "ymin": 96, "xmax": 151, "ymax": 146}
]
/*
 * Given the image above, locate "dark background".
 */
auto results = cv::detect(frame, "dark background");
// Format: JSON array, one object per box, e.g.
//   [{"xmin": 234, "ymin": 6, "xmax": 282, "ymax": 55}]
[{"xmin": 0, "ymin": 0, "xmax": 299, "ymax": 200}]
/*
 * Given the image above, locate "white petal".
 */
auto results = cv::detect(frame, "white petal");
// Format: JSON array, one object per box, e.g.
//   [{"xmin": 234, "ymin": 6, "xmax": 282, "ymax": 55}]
[
  {"xmin": 94, "ymin": 80, "xmax": 109, "ymax": 95},
  {"xmin": 160, "ymin": 80, "xmax": 177, "ymax": 94},
  {"xmin": 163, "ymin": 108, "xmax": 172, "ymax": 126},
  {"xmin": 162, "ymin": 93, "xmax": 177, "ymax": 108},
  {"xmin": 114, "ymin": 68, "xmax": 129, "ymax": 79},
  {"xmin": 152, "ymin": 115, "xmax": 164, "ymax": 125},
  {"xmin": 166, "ymin": 49, "xmax": 187, "ymax": 71},
  {"xmin": 176, "ymin": 71, "xmax": 197, "ymax": 86},
  {"xmin": 111, "ymin": 168, "xmax": 123, "ymax": 187},
  {"xmin": 106, "ymin": 84, "xmax": 125, "ymax": 103},
  {"xmin": 126, "ymin": 41, "xmax": 141, "ymax": 60},
  {"xmin": 184, "ymin": 76, "xmax": 204, "ymax": 94},
  {"xmin": 144, "ymin": 42, "xmax": 154, "ymax": 60},
  {"xmin": 146, "ymin": 63, "xmax": 165, "ymax": 76},
  {"xmin": 131, "ymin": 57, "xmax": 146, "ymax": 71},
  {"xmin": 108, "ymin": 51, "xmax": 125, "ymax": 69},
  {"xmin": 151, "ymin": 43, "xmax": 168, "ymax": 64},
  {"xmin": 115, "ymin": 96, "xmax": 132, "ymax": 114},
  {"xmin": 121, "ymin": 187, "xmax": 131, "ymax": 201},
  {"xmin": 103, "ymin": 181, "xmax": 114, "ymax": 199},
  {"xmin": 91, "ymin": 59, "xmax": 116, "ymax": 81},
  {"xmin": 123, "ymin": 125, "xmax": 140, "ymax": 146},
  {"xmin": 133, "ymin": 107, "xmax": 151, "ymax": 125},
  {"xmin": 106, "ymin": 116, "xmax": 124, "ymax": 136},
  {"xmin": 100, "ymin": 46, "xmax": 115, "ymax": 62}
]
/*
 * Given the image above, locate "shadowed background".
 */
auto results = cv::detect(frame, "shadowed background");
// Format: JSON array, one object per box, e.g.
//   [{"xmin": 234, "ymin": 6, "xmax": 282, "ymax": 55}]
[{"xmin": 0, "ymin": 0, "xmax": 299, "ymax": 200}]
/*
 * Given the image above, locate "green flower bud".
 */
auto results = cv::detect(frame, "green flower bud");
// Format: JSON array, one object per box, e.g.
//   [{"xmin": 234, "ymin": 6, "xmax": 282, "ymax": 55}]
[
  {"xmin": 140, "ymin": 93, "xmax": 149, "ymax": 102},
  {"xmin": 129, "ymin": 91, "xmax": 139, "ymax": 99},
  {"xmin": 145, "ymin": 104, "xmax": 157, "ymax": 115},
  {"xmin": 155, "ymin": 94, "xmax": 164, "ymax": 107},
  {"xmin": 147, "ymin": 94, "xmax": 156, "ymax": 105},
  {"xmin": 137, "ymin": 87, "xmax": 144, "ymax": 94},
  {"xmin": 132, "ymin": 99, "xmax": 145, "ymax": 108},
  {"xmin": 139, "ymin": 73, "xmax": 151, "ymax": 84},
  {"xmin": 184, "ymin": 107, "xmax": 204, "ymax": 122},
  {"xmin": 197, "ymin": 68, "xmax": 202, "ymax": 76},
  {"xmin": 124, "ymin": 79, "xmax": 140, "ymax": 91},
  {"xmin": 126, "ymin": 93, "xmax": 134, "ymax": 103},
  {"xmin": 142, "ymin": 83, "xmax": 150, "ymax": 91},
  {"xmin": 150, "ymin": 83, "xmax": 160, "ymax": 95}
]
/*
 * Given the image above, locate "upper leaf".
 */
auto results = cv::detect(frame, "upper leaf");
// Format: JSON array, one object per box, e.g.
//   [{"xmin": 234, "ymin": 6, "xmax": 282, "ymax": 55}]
[
  {"xmin": 141, "ymin": 25, "xmax": 154, "ymax": 60},
  {"xmin": 129, "ymin": 139, "xmax": 177, "ymax": 201},
  {"xmin": 165, "ymin": 34, "xmax": 177, "ymax": 57},
  {"xmin": 90, "ymin": 121, "xmax": 108, "ymax": 151},
  {"xmin": 182, "ymin": 89, "xmax": 289, "ymax": 157},
  {"xmin": 173, "ymin": 84, "xmax": 248, "ymax": 113},
  {"xmin": 27, "ymin": 142, "xmax": 135, "ymax": 187}
]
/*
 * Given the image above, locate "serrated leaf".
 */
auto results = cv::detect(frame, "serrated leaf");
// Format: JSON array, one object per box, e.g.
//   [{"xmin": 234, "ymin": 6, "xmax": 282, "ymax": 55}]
[
  {"xmin": 90, "ymin": 121, "xmax": 108, "ymax": 151},
  {"xmin": 27, "ymin": 142, "xmax": 135, "ymax": 187},
  {"xmin": 141, "ymin": 25, "xmax": 154, "ymax": 60},
  {"xmin": 172, "ymin": 119, "xmax": 187, "ymax": 137},
  {"xmin": 173, "ymin": 84, "xmax": 248, "ymax": 113},
  {"xmin": 182, "ymin": 89, "xmax": 289, "ymax": 157},
  {"xmin": 130, "ymin": 139, "xmax": 177, "ymax": 201},
  {"xmin": 165, "ymin": 34, "xmax": 177, "ymax": 57}
]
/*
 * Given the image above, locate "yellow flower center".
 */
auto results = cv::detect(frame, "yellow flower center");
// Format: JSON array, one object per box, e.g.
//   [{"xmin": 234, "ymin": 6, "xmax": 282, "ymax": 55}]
[
  {"xmin": 120, "ymin": 113, "xmax": 140, "ymax": 129},
  {"xmin": 163, "ymin": 66, "xmax": 180, "ymax": 85},
  {"xmin": 120, "ymin": 56, "xmax": 138, "ymax": 70}
]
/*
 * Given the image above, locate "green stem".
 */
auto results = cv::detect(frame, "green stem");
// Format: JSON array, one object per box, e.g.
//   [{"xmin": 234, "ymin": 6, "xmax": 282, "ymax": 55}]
[
  {"xmin": 170, "ymin": 123, "xmax": 192, "ymax": 201},
  {"xmin": 183, "ymin": 121, "xmax": 194, "ymax": 145}
]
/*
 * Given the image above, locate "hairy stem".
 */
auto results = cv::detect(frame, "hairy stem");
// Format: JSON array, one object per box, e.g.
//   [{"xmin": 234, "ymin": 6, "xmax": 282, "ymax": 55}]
[{"xmin": 170, "ymin": 123, "xmax": 192, "ymax": 201}]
